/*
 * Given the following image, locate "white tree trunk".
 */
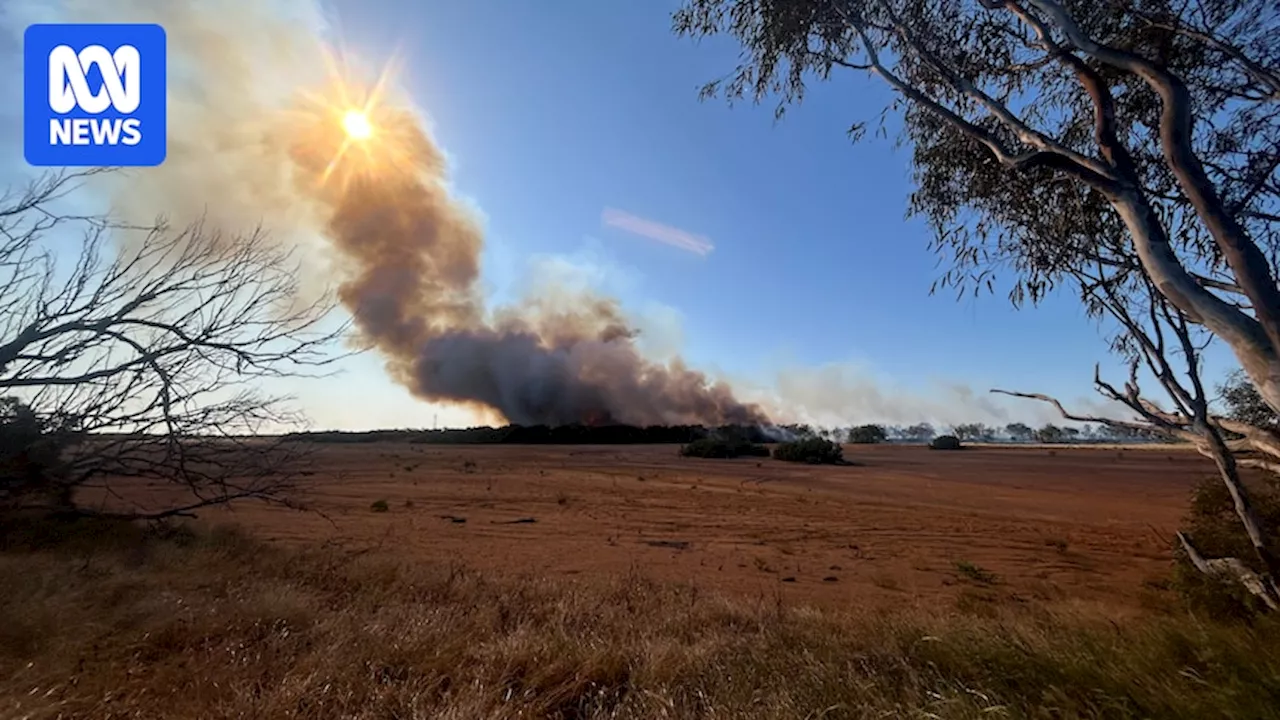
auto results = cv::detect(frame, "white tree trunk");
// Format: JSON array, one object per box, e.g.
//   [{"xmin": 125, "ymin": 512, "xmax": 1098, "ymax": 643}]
[{"xmin": 1108, "ymin": 189, "xmax": 1280, "ymax": 419}]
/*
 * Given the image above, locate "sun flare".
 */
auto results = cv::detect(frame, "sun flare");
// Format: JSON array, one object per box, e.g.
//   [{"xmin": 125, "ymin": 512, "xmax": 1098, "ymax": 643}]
[
  {"xmin": 342, "ymin": 109, "xmax": 373, "ymax": 140},
  {"xmin": 291, "ymin": 45, "xmax": 413, "ymax": 191}
]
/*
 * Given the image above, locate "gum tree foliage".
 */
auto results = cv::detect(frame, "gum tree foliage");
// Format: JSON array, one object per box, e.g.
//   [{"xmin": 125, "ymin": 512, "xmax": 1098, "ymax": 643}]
[
  {"xmin": 674, "ymin": 0, "xmax": 1280, "ymax": 607},
  {"xmin": 902, "ymin": 422, "xmax": 936, "ymax": 442},
  {"xmin": 773, "ymin": 435, "xmax": 846, "ymax": 463},
  {"xmin": 1005, "ymin": 422, "xmax": 1035, "ymax": 441},
  {"xmin": 0, "ymin": 171, "xmax": 344, "ymax": 519},
  {"xmin": 847, "ymin": 423, "xmax": 888, "ymax": 443},
  {"xmin": 1036, "ymin": 424, "xmax": 1066, "ymax": 443},
  {"xmin": 1220, "ymin": 369, "xmax": 1280, "ymax": 428},
  {"xmin": 951, "ymin": 422, "xmax": 994, "ymax": 441}
]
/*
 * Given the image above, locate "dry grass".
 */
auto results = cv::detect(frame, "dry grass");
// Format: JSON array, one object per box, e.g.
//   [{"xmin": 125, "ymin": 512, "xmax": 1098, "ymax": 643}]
[{"xmin": 2, "ymin": 516, "xmax": 1279, "ymax": 719}]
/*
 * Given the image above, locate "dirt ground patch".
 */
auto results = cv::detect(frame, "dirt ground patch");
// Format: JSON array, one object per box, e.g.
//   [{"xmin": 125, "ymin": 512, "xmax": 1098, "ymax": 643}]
[{"xmin": 180, "ymin": 443, "xmax": 1213, "ymax": 613}]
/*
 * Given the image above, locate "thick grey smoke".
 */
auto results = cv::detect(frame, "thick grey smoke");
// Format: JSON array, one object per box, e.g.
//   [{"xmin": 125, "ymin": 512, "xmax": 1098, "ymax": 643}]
[
  {"xmin": 5, "ymin": 0, "xmax": 767, "ymax": 427},
  {"xmin": 288, "ymin": 105, "xmax": 766, "ymax": 426}
]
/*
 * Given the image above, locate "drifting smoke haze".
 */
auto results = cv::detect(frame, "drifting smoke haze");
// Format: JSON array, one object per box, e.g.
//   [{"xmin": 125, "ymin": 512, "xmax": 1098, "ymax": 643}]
[
  {"xmin": 5, "ymin": 0, "xmax": 767, "ymax": 428},
  {"xmin": 735, "ymin": 362, "xmax": 1079, "ymax": 429}
]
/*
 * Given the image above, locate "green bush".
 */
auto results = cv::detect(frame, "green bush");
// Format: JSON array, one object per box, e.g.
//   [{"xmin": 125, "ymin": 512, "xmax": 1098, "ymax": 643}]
[
  {"xmin": 680, "ymin": 438, "xmax": 770, "ymax": 459},
  {"xmin": 848, "ymin": 424, "xmax": 887, "ymax": 444},
  {"xmin": 370, "ymin": 499, "xmax": 390, "ymax": 513},
  {"xmin": 0, "ymin": 397, "xmax": 83, "ymax": 511},
  {"xmin": 1173, "ymin": 476, "xmax": 1280, "ymax": 619},
  {"xmin": 930, "ymin": 435, "xmax": 963, "ymax": 450},
  {"xmin": 772, "ymin": 437, "xmax": 844, "ymax": 464}
]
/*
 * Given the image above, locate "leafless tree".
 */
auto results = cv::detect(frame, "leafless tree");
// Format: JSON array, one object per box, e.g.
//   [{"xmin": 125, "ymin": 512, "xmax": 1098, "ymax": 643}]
[
  {"xmin": 675, "ymin": 0, "xmax": 1279, "ymax": 605},
  {"xmin": 0, "ymin": 170, "xmax": 346, "ymax": 520}
]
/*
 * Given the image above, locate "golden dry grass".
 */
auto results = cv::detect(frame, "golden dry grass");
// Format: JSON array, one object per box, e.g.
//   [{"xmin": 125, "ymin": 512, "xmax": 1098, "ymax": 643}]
[{"xmin": 2, "ymin": 516, "xmax": 1279, "ymax": 719}]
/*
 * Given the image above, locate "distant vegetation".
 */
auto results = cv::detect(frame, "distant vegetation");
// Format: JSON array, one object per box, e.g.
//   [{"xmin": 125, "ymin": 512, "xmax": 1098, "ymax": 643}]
[
  {"xmin": 1218, "ymin": 370, "xmax": 1279, "ymax": 430},
  {"xmin": 282, "ymin": 421, "xmax": 1180, "ymax": 447},
  {"xmin": 284, "ymin": 424, "xmax": 749, "ymax": 445},
  {"xmin": 772, "ymin": 437, "xmax": 845, "ymax": 464},
  {"xmin": 929, "ymin": 435, "xmax": 963, "ymax": 451},
  {"xmin": 847, "ymin": 424, "xmax": 887, "ymax": 444},
  {"xmin": 679, "ymin": 437, "xmax": 770, "ymax": 459}
]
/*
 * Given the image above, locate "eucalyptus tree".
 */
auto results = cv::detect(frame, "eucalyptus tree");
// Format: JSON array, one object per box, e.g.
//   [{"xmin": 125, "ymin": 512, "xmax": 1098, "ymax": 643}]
[{"xmin": 675, "ymin": 0, "xmax": 1280, "ymax": 606}]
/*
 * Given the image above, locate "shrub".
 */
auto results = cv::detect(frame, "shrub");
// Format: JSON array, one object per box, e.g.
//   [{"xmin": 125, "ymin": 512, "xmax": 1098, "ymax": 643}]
[
  {"xmin": 0, "ymin": 397, "xmax": 83, "ymax": 511},
  {"xmin": 772, "ymin": 437, "xmax": 844, "ymax": 464},
  {"xmin": 370, "ymin": 499, "xmax": 390, "ymax": 513},
  {"xmin": 954, "ymin": 560, "xmax": 999, "ymax": 585},
  {"xmin": 930, "ymin": 435, "xmax": 963, "ymax": 450},
  {"xmin": 680, "ymin": 438, "xmax": 770, "ymax": 459},
  {"xmin": 1173, "ymin": 476, "xmax": 1280, "ymax": 619},
  {"xmin": 848, "ymin": 424, "xmax": 887, "ymax": 444}
]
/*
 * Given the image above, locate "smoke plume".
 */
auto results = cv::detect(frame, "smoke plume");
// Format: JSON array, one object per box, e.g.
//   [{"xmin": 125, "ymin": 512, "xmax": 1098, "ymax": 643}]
[
  {"xmin": 5, "ymin": 0, "xmax": 767, "ymax": 427},
  {"xmin": 288, "ymin": 68, "xmax": 767, "ymax": 427}
]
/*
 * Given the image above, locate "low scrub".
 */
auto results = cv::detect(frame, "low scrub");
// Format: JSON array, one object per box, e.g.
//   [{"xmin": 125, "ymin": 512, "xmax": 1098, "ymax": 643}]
[
  {"xmin": 847, "ymin": 424, "xmax": 887, "ymax": 444},
  {"xmin": 930, "ymin": 435, "xmax": 963, "ymax": 450},
  {"xmin": 679, "ymin": 437, "xmax": 770, "ymax": 459},
  {"xmin": 772, "ymin": 437, "xmax": 845, "ymax": 464},
  {"xmin": 1173, "ymin": 476, "xmax": 1280, "ymax": 619},
  {"xmin": 2, "ymin": 516, "xmax": 1279, "ymax": 718}
]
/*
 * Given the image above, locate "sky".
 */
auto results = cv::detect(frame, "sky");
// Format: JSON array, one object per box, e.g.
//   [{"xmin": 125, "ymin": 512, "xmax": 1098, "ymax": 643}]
[{"xmin": 0, "ymin": 0, "xmax": 1243, "ymax": 431}]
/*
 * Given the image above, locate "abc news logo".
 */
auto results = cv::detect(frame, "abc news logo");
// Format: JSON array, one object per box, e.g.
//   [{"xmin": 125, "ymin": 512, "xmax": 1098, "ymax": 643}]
[
  {"xmin": 24, "ymin": 23, "xmax": 167, "ymax": 167},
  {"xmin": 48, "ymin": 44, "xmax": 143, "ymax": 146}
]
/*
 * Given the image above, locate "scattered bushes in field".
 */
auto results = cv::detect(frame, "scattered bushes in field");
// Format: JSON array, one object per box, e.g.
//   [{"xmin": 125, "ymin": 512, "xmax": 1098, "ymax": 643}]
[
  {"xmin": 679, "ymin": 438, "xmax": 770, "ymax": 459},
  {"xmin": 930, "ymin": 435, "xmax": 963, "ymax": 450},
  {"xmin": 1173, "ymin": 476, "xmax": 1280, "ymax": 619},
  {"xmin": 772, "ymin": 437, "xmax": 844, "ymax": 464}
]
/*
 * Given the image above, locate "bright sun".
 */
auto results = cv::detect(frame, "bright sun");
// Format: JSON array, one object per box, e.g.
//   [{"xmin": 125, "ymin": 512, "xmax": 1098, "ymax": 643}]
[
  {"xmin": 295, "ymin": 46, "xmax": 411, "ymax": 190},
  {"xmin": 342, "ymin": 109, "xmax": 373, "ymax": 140}
]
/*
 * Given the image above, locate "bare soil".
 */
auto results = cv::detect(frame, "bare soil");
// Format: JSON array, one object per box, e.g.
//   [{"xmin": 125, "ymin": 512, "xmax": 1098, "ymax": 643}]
[{"xmin": 191, "ymin": 443, "xmax": 1212, "ymax": 613}]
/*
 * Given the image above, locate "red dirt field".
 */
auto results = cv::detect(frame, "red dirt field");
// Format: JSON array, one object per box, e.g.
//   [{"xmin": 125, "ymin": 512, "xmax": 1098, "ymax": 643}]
[{"xmin": 193, "ymin": 443, "xmax": 1217, "ymax": 614}]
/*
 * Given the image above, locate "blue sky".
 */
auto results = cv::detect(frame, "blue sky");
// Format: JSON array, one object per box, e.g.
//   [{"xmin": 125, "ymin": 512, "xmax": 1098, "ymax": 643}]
[{"xmin": 0, "ymin": 0, "xmax": 1242, "ymax": 430}]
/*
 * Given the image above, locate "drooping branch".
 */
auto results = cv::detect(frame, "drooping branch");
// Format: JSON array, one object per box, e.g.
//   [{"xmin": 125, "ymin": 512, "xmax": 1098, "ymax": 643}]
[
  {"xmin": 1178, "ymin": 531, "xmax": 1280, "ymax": 610},
  {"xmin": 994, "ymin": 380, "xmax": 1280, "ymax": 607}
]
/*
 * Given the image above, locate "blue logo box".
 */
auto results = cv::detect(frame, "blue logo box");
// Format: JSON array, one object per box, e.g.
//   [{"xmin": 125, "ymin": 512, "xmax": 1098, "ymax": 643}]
[{"xmin": 24, "ymin": 23, "xmax": 167, "ymax": 167}]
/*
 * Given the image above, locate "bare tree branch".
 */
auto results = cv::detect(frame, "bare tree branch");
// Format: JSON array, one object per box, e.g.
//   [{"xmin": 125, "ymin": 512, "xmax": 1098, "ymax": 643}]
[{"xmin": 0, "ymin": 171, "xmax": 351, "ymax": 519}]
